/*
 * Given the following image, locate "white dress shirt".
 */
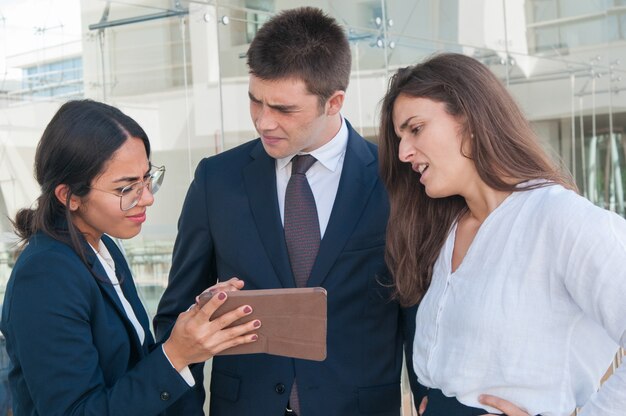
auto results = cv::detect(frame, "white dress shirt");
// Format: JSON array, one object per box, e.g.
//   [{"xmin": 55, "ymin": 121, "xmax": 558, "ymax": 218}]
[
  {"xmin": 91, "ymin": 241, "xmax": 145, "ymax": 345},
  {"xmin": 91, "ymin": 240, "xmax": 194, "ymax": 387},
  {"xmin": 413, "ymin": 183, "xmax": 626, "ymax": 416},
  {"xmin": 276, "ymin": 115, "xmax": 348, "ymax": 237}
]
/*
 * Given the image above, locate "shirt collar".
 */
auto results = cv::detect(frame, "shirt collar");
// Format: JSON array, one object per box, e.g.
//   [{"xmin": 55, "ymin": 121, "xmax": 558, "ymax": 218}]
[
  {"xmin": 90, "ymin": 239, "xmax": 116, "ymax": 272},
  {"xmin": 276, "ymin": 114, "xmax": 349, "ymax": 172}
]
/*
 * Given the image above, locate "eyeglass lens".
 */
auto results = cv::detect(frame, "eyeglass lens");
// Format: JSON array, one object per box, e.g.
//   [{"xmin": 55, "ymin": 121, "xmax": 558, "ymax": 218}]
[{"xmin": 120, "ymin": 167, "xmax": 165, "ymax": 211}]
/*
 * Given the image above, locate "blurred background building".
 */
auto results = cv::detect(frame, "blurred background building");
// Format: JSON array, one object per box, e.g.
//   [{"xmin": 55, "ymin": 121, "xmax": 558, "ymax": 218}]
[{"xmin": 1, "ymin": 1, "xmax": 625, "ymax": 414}]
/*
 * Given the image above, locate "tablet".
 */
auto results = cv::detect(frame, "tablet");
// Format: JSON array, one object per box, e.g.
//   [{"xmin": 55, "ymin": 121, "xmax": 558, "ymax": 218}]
[{"xmin": 197, "ymin": 287, "xmax": 327, "ymax": 361}]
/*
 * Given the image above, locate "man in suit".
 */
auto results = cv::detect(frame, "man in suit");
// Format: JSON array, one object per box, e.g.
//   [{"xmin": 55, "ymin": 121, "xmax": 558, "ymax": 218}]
[{"xmin": 155, "ymin": 7, "xmax": 418, "ymax": 415}]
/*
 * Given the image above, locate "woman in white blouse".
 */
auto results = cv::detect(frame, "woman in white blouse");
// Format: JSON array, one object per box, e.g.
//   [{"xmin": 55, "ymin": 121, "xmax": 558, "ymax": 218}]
[{"xmin": 378, "ymin": 53, "xmax": 626, "ymax": 416}]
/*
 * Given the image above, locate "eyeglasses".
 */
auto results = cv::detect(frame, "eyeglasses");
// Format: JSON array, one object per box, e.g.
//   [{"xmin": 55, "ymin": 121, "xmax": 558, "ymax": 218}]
[{"xmin": 89, "ymin": 165, "xmax": 165, "ymax": 211}]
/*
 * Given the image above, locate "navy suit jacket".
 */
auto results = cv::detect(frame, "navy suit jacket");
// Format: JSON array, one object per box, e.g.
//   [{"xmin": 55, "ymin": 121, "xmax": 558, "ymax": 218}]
[
  {"xmin": 1, "ymin": 233, "xmax": 190, "ymax": 416},
  {"xmin": 155, "ymin": 122, "xmax": 418, "ymax": 415}
]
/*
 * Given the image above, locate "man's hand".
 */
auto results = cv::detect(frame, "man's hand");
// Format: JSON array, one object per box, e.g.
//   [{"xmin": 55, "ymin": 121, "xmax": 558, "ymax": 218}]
[{"xmin": 196, "ymin": 277, "xmax": 245, "ymax": 304}]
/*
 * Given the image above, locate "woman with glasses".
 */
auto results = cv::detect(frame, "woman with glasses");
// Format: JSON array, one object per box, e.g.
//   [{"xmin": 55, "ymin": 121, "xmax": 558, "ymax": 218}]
[{"xmin": 0, "ymin": 100, "xmax": 260, "ymax": 416}]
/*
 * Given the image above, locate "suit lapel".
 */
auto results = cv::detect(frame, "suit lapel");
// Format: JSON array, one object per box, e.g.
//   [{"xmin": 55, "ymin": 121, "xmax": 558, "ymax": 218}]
[
  {"xmin": 85, "ymin": 247, "xmax": 124, "ymax": 313},
  {"xmin": 243, "ymin": 140, "xmax": 294, "ymax": 288},
  {"xmin": 103, "ymin": 236, "xmax": 155, "ymax": 349},
  {"xmin": 308, "ymin": 126, "xmax": 378, "ymax": 288},
  {"xmin": 87, "ymin": 238, "xmax": 148, "ymax": 357}
]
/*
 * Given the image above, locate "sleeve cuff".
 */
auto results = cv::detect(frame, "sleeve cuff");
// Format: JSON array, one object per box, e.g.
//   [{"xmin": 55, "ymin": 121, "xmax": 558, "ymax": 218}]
[{"xmin": 161, "ymin": 344, "xmax": 196, "ymax": 387}]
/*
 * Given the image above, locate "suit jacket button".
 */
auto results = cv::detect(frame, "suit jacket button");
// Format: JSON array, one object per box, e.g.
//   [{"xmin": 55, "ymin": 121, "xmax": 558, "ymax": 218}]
[
  {"xmin": 160, "ymin": 391, "xmax": 171, "ymax": 401},
  {"xmin": 275, "ymin": 383, "xmax": 286, "ymax": 394}
]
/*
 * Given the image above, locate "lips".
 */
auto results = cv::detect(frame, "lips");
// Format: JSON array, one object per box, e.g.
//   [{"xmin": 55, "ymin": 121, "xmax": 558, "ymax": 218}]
[
  {"xmin": 415, "ymin": 163, "xmax": 429, "ymax": 175},
  {"xmin": 261, "ymin": 135, "xmax": 283, "ymax": 145},
  {"xmin": 127, "ymin": 212, "xmax": 146, "ymax": 223}
]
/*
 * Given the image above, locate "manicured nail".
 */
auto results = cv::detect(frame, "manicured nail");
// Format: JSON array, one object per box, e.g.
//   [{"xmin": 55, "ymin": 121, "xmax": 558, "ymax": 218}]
[
  {"xmin": 253, "ymin": 320, "xmax": 261, "ymax": 327},
  {"xmin": 217, "ymin": 292, "xmax": 226, "ymax": 300},
  {"xmin": 243, "ymin": 306, "xmax": 252, "ymax": 314},
  {"xmin": 251, "ymin": 334, "xmax": 258, "ymax": 341}
]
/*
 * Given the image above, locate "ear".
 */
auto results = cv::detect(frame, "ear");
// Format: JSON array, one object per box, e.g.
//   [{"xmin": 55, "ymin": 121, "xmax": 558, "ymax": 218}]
[
  {"xmin": 460, "ymin": 135, "xmax": 473, "ymax": 159},
  {"xmin": 54, "ymin": 184, "xmax": 81, "ymax": 211},
  {"xmin": 325, "ymin": 90, "xmax": 345, "ymax": 116}
]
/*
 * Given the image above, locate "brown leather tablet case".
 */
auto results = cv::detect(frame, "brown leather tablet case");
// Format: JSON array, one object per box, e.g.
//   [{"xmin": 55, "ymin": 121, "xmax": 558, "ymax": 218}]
[{"xmin": 199, "ymin": 287, "xmax": 327, "ymax": 361}]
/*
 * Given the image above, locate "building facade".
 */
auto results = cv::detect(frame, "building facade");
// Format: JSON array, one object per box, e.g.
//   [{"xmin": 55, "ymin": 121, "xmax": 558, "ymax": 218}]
[{"xmin": 1, "ymin": 0, "xmax": 625, "ymax": 414}]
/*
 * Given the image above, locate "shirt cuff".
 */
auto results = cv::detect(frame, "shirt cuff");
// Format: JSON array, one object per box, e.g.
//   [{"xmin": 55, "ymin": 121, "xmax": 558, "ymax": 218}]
[{"xmin": 161, "ymin": 344, "xmax": 196, "ymax": 387}]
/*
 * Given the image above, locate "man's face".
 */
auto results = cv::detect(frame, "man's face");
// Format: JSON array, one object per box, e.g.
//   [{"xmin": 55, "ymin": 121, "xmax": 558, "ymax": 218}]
[{"xmin": 249, "ymin": 75, "xmax": 337, "ymax": 159}]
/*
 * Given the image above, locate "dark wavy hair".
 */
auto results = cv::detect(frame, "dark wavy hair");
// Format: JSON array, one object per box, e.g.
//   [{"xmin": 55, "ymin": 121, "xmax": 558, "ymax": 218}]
[
  {"xmin": 379, "ymin": 53, "xmax": 576, "ymax": 307},
  {"xmin": 13, "ymin": 99, "xmax": 150, "ymax": 265}
]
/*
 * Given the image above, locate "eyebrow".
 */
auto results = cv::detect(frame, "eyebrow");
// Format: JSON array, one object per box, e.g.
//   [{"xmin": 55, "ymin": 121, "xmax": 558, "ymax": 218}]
[
  {"xmin": 397, "ymin": 116, "xmax": 417, "ymax": 132},
  {"xmin": 248, "ymin": 91, "xmax": 300, "ymax": 112},
  {"xmin": 248, "ymin": 91, "xmax": 260, "ymax": 103},
  {"xmin": 111, "ymin": 166, "xmax": 151, "ymax": 184}
]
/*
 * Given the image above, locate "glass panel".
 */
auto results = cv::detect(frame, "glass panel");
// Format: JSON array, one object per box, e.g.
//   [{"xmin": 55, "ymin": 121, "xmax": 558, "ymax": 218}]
[
  {"xmin": 1, "ymin": 0, "xmax": 83, "ymax": 295},
  {"xmin": 83, "ymin": 4, "xmax": 184, "ymax": 317},
  {"xmin": 2, "ymin": 1, "xmax": 625, "ymax": 415},
  {"xmin": 527, "ymin": 0, "xmax": 626, "ymax": 53}
]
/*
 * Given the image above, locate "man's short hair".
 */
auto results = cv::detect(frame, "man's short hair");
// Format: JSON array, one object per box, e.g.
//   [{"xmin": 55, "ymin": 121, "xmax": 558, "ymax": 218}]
[{"xmin": 247, "ymin": 7, "xmax": 351, "ymax": 105}]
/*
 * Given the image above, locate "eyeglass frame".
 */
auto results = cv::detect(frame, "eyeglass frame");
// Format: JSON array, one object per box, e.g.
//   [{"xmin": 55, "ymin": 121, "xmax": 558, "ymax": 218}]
[{"xmin": 88, "ymin": 165, "xmax": 165, "ymax": 211}]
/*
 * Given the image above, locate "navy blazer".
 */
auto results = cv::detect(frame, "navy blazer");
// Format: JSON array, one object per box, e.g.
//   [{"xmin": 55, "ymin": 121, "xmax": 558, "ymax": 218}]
[
  {"xmin": 1, "ymin": 233, "xmax": 190, "ymax": 415},
  {"xmin": 155, "ymin": 122, "xmax": 418, "ymax": 415}
]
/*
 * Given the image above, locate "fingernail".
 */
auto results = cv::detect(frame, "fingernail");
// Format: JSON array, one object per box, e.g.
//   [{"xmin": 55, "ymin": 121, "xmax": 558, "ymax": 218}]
[
  {"xmin": 217, "ymin": 292, "xmax": 226, "ymax": 300},
  {"xmin": 243, "ymin": 306, "xmax": 252, "ymax": 314},
  {"xmin": 251, "ymin": 334, "xmax": 258, "ymax": 341},
  {"xmin": 253, "ymin": 320, "xmax": 261, "ymax": 327}
]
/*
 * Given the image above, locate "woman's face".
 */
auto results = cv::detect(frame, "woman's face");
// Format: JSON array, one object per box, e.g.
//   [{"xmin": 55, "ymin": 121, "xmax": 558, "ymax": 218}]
[
  {"xmin": 71, "ymin": 137, "xmax": 153, "ymax": 247},
  {"xmin": 392, "ymin": 94, "xmax": 478, "ymax": 198}
]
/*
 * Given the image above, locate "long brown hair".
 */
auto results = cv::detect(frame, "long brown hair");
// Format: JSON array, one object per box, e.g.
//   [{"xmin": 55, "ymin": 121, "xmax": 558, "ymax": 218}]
[{"xmin": 379, "ymin": 53, "xmax": 575, "ymax": 307}]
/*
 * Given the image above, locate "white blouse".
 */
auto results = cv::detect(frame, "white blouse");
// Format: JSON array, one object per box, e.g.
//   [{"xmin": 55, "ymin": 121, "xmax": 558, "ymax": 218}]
[
  {"xmin": 91, "ymin": 241, "xmax": 145, "ymax": 345},
  {"xmin": 91, "ymin": 239, "xmax": 194, "ymax": 386},
  {"xmin": 413, "ymin": 183, "xmax": 626, "ymax": 416}
]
